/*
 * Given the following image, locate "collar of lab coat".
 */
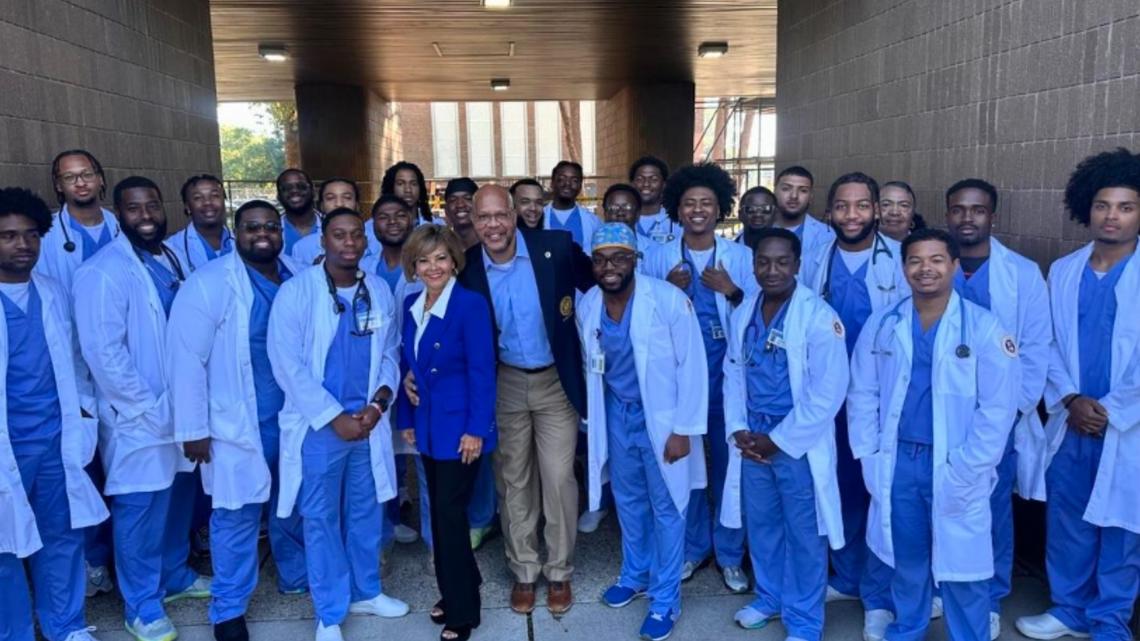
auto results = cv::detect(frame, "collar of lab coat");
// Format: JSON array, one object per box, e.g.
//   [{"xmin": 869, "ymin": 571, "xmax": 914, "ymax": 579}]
[
  {"xmin": 804, "ymin": 232, "xmax": 907, "ymax": 309},
  {"xmin": 107, "ymin": 233, "xmax": 167, "ymax": 319},
  {"xmin": 886, "ymin": 290, "xmax": 967, "ymax": 368}
]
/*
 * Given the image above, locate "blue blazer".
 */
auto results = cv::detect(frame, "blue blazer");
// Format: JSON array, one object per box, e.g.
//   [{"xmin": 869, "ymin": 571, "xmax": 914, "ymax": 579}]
[{"xmin": 396, "ymin": 281, "xmax": 497, "ymax": 460}]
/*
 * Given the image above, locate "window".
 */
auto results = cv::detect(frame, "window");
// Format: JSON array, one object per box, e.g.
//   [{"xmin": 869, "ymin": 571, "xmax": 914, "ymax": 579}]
[
  {"xmin": 430, "ymin": 102, "xmax": 460, "ymax": 178},
  {"xmin": 534, "ymin": 101, "xmax": 562, "ymax": 176},
  {"xmin": 466, "ymin": 102, "xmax": 494, "ymax": 177},
  {"xmin": 579, "ymin": 100, "xmax": 596, "ymax": 176},
  {"xmin": 499, "ymin": 102, "xmax": 528, "ymax": 176}
]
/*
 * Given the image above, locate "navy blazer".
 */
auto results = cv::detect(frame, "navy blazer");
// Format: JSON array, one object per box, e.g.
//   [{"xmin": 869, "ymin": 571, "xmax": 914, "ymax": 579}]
[
  {"xmin": 458, "ymin": 229, "xmax": 595, "ymax": 417},
  {"xmin": 396, "ymin": 281, "xmax": 497, "ymax": 460}
]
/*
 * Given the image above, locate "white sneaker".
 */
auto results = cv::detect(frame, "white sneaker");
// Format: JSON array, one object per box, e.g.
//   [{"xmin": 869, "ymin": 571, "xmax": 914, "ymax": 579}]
[
  {"xmin": 721, "ymin": 566, "xmax": 749, "ymax": 593},
  {"xmin": 863, "ymin": 609, "xmax": 894, "ymax": 641},
  {"xmin": 680, "ymin": 559, "xmax": 703, "ymax": 582},
  {"xmin": 393, "ymin": 523, "xmax": 419, "ymax": 544},
  {"xmin": 577, "ymin": 509, "xmax": 608, "ymax": 533},
  {"xmin": 163, "ymin": 575, "xmax": 211, "ymax": 603},
  {"xmin": 991, "ymin": 612, "xmax": 1001, "ymax": 641},
  {"xmin": 315, "ymin": 622, "xmax": 343, "ymax": 641},
  {"xmin": 1014, "ymin": 613, "xmax": 1090, "ymax": 640},
  {"xmin": 125, "ymin": 616, "xmax": 177, "ymax": 641},
  {"xmin": 64, "ymin": 626, "xmax": 101, "ymax": 641},
  {"xmin": 734, "ymin": 605, "xmax": 778, "ymax": 630},
  {"xmin": 348, "ymin": 593, "xmax": 410, "ymax": 618},
  {"xmin": 86, "ymin": 563, "xmax": 114, "ymax": 598},
  {"xmin": 931, "ymin": 596, "xmax": 944, "ymax": 619},
  {"xmin": 826, "ymin": 585, "xmax": 859, "ymax": 603}
]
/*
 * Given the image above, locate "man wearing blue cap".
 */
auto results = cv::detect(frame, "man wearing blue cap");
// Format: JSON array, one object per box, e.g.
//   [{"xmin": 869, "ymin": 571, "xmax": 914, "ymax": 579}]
[{"xmin": 577, "ymin": 222, "xmax": 708, "ymax": 641}]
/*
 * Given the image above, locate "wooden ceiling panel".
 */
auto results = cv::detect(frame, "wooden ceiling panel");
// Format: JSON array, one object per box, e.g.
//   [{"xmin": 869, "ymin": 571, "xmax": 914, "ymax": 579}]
[{"xmin": 210, "ymin": 0, "xmax": 777, "ymax": 102}]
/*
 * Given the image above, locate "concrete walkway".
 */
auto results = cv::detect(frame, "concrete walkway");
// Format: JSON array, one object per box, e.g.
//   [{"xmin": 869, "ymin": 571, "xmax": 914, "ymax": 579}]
[{"xmin": 85, "ymin": 514, "xmax": 1051, "ymax": 641}]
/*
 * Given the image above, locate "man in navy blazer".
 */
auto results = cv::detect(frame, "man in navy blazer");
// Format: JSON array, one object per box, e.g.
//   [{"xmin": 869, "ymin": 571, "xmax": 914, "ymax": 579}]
[{"xmin": 456, "ymin": 184, "xmax": 594, "ymax": 615}]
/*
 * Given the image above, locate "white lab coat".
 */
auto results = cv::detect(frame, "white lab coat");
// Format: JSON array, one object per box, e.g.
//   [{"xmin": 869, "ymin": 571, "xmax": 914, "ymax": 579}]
[
  {"xmin": 847, "ymin": 292, "xmax": 1019, "ymax": 582},
  {"xmin": 1042, "ymin": 242, "xmax": 1140, "ymax": 533},
  {"xmin": 799, "ymin": 232, "xmax": 911, "ymax": 308},
  {"xmin": 980, "ymin": 237, "xmax": 1053, "ymax": 501},
  {"xmin": 165, "ymin": 223, "xmax": 232, "ymax": 275},
  {"xmin": 642, "ymin": 235, "xmax": 761, "ymax": 333},
  {"xmin": 718, "ymin": 284, "xmax": 849, "ymax": 550},
  {"xmin": 577, "ymin": 276, "xmax": 709, "ymax": 514},
  {"xmin": 0, "ymin": 274, "xmax": 107, "ymax": 558},
  {"xmin": 73, "ymin": 235, "xmax": 193, "ymax": 495},
  {"xmin": 35, "ymin": 205, "xmax": 119, "ymax": 293},
  {"xmin": 789, "ymin": 214, "xmax": 835, "ymax": 258},
  {"xmin": 268, "ymin": 265, "xmax": 401, "ymax": 518},
  {"xmin": 289, "ymin": 224, "xmax": 383, "ymax": 267},
  {"xmin": 167, "ymin": 251, "xmax": 303, "ymax": 510},
  {"xmin": 543, "ymin": 204, "xmax": 602, "ymax": 252}
]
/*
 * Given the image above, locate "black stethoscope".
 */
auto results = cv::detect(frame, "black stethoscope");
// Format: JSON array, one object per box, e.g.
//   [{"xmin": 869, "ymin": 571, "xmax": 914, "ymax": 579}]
[
  {"xmin": 182, "ymin": 226, "xmax": 233, "ymax": 273},
  {"xmin": 324, "ymin": 266, "xmax": 374, "ymax": 337},
  {"xmin": 872, "ymin": 297, "xmax": 971, "ymax": 359},
  {"xmin": 133, "ymin": 244, "xmax": 186, "ymax": 292},
  {"xmin": 819, "ymin": 231, "xmax": 897, "ymax": 302},
  {"xmin": 61, "ymin": 209, "xmax": 120, "ymax": 253}
]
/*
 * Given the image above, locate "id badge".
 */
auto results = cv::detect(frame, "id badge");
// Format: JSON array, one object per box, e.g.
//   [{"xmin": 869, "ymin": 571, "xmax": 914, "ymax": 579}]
[
  {"xmin": 766, "ymin": 328, "xmax": 787, "ymax": 351},
  {"xmin": 651, "ymin": 230, "xmax": 669, "ymax": 244},
  {"xmin": 711, "ymin": 322, "xmax": 726, "ymax": 341},
  {"xmin": 356, "ymin": 308, "xmax": 378, "ymax": 333},
  {"xmin": 590, "ymin": 351, "xmax": 606, "ymax": 374}
]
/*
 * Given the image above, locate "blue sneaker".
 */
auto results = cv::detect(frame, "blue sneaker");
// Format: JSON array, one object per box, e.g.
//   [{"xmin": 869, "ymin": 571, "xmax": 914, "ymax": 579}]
[
  {"xmin": 640, "ymin": 609, "xmax": 679, "ymax": 641},
  {"xmin": 601, "ymin": 583, "xmax": 646, "ymax": 608}
]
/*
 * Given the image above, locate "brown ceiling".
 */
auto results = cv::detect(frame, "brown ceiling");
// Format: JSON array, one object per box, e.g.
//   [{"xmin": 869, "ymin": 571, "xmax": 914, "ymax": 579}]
[{"xmin": 210, "ymin": 0, "xmax": 777, "ymax": 102}]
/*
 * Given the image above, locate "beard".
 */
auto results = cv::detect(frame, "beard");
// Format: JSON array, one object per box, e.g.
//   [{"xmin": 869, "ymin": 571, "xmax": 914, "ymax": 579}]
[
  {"xmin": 833, "ymin": 218, "xmax": 876, "ymax": 246},
  {"xmin": 599, "ymin": 269, "xmax": 635, "ymax": 294},
  {"xmin": 122, "ymin": 220, "xmax": 167, "ymax": 249}
]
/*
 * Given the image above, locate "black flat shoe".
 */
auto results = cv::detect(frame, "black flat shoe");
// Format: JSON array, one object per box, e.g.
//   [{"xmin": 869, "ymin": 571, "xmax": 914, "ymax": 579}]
[
  {"xmin": 440, "ymin": 624, "xmax": 472, "ymax": 641},
  {"xmin": 214, "ymin": 616, "xmax": 249, "ymax": 641},
  {"xmin": 430, "ymin": 599, "xmax": 446, "ymax": 625}
]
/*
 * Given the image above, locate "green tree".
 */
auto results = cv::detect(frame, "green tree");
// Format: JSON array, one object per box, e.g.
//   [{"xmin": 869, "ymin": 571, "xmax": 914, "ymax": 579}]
[{"xmin": 219, "ymin": 123, "xmax": 285, "ymax": 180}]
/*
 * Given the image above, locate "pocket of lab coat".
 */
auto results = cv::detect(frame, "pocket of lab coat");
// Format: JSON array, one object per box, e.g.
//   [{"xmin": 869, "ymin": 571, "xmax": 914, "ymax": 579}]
[{"xmin": 935, "ymin": 461, "xmax": 990, "ymax": 518}]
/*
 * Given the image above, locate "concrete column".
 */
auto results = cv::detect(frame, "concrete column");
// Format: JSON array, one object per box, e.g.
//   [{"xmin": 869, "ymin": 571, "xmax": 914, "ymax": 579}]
[{"xmin": 597, "ymin": 82, "xmax": 696, "ymax": 183}]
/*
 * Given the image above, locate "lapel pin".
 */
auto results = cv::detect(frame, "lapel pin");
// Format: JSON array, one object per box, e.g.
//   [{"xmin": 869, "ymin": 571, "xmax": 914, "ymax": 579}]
[{"xmin": 544, "ymin": 251, "xmax": 551, "ymax": 259}]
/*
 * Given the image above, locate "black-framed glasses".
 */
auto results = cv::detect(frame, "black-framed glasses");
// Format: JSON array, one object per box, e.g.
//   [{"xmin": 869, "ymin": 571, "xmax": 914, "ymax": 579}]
[
  {"xmin": 742, "ymin": 205, "xmax": 775, "ymax": 215},
  {"xmin": 58, "ymin": 170, "xmax": 98, "ymax": 185},
  {"xmin": 591, "ymin": 252, "xmax": 637, "ymax": 268},
  {"xmin": 604, "ymin": 204, "xmax": 636, "ymax": 216},
  {"xmin": 240, "ymin": 221, "xmax": 282, "ymax": 233}
]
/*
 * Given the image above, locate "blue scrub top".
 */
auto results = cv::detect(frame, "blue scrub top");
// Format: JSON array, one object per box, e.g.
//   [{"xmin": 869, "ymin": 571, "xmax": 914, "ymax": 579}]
[
  {"xmin": 2, "ymin": 284, "xmax": 62, "ymax": 444},
  {"xmin": 247, "ymin": 262, "xmax": 293, "ymax": 430},
  {"xmin": 744, "ymin": 295, "xmax": 794, "ymax": 424},
  {"xmin": 314, "ymin": 293, "xmax": 374, "ymax": 453},
  {"xmin": 68, "ymin": 215, "xmax": 112, "ymax": 261},
  {"xmin": 372, "ymin": 256, "xmax": 404, "ymax": 296},
  {"xmin": 897, "ymin": 313, "xmax": 941, "ymax": 445},
  {"xmin": 197, "ymin": 227, "xmax": 234, "ymax": 261},
  {"xmin": 953, "ymin": 259, "xmax": 992, "ymax": 310},
  {"xmin": 828, "ymin": 251, "xmax": 873, "ymax": 355},
  {"xmin": 485, "ymin": 230, "xmax": 554, "ymax": 368},
  {"xmin": 282, "ymin": 216, "xmax": 316, "ymax": 254},
  {"xmin": 600, "ymin": 296, "xmax": 640, "ymax": 404},
  {"xmin": 1077, "ymin": 255, "xmax": 1132, "ymax": 399},
  {"xmin": 545, "ymin": 204, "xmax": 585, "ymax": 247},
  {"xmin": 139, "ymin": 250, "xmax": 180, "ymax": 316},
  {"xmin": 683, "ymin": 244, "xmax": 727, "ymax": 408}
]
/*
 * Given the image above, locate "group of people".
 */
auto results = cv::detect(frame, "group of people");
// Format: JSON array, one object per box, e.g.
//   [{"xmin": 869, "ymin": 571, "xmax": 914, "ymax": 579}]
[{"xmin": 0, "ymin": 145, "xmax": 1137, "ymax": 641}]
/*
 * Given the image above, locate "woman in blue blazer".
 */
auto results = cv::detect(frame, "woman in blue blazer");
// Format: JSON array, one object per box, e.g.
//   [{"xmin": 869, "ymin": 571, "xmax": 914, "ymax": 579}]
[{"xmin": 396, "ymin": 224, "xmax": 496, "ymax": 641}]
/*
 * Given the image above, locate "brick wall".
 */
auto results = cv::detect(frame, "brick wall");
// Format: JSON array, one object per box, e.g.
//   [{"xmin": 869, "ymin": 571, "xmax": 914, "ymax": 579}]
[
  {"xmin": 0, "ymin": 0, "xmax": 221, "ymax": 224},
  {"xmin": 776, "ymin": 0, "xmax": 1140, "ymax": 266}
]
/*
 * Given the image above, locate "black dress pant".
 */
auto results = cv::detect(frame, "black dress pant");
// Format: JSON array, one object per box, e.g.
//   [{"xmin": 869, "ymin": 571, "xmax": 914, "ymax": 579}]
[{"xmin": 423, "ymin": 455, "xmax": 483, "ymax": 628}]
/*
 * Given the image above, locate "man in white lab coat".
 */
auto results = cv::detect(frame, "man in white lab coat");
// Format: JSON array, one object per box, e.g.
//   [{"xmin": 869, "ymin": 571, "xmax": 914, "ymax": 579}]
[
  {"xmin": 1016, "ymin": 148, "xmax": 1140, "ymax": 641},
  {"xmin": 578, "ymin": 222, "xmax": 708, "ymax": 641},
  {"xmin": 847, "ymin": 228, "xmax": 1019, "ymax": 641},
  {"xmin": 0, "ymin": 187, "xmax": 107, "ymax": 641},
  {"xmin": 165, "ymin": 175, "xmax": 233, "ymax": 274},
  {"xmin": 943, "ymin": 178, "xmax": 1052, "ymax": 639},
  {"xmin": 167, "ymin": 200, "xmax": 307, "ymax": 641},
  {"xmin": 772, "ymin": 166, "xmax": 833, "ymax": 258},
  {"xmin": 74, "ymin": 176, "xmax": 209, "ymax": 641},
  {"xmin": 718, "ymin": 227, "xmax": 849, "ymax": 640},
  {"xmin": 267, "ymin": 209, "xmax": 408, "ymax": 641}
]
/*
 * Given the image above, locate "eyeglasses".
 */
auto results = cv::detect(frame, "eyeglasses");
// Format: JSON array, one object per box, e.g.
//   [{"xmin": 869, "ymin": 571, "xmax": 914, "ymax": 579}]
[
  {"xmin": 591, "ymin": 252, "xmax": 637, "ymax": 268},
  {"xmin": 58, "ymin": 171, "xmax": 98, "ymax": 186},
  {"xmin": 240, "ymin": 221, "xmax": 282, "ymax": 233},
  {"xmin": 742, "ymin": 205, "xmax": 775, "ymax": 215},
  {"xmin": 604, "ymin": 204, "xmax": 636, "ymax": 216}
]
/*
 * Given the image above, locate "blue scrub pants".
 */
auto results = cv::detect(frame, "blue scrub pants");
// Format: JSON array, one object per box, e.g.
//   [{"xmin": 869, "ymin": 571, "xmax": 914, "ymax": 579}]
[
  {"xmin": 0, "ymin": 435, "xmax": 86, "ymax": 641},
  {"xmin": 1044, "ymin": 430, "xmax": 1140, "ymax": 641},
  {"xmin": 606, "ymin": 395, "xmax": 684, "ymax": 615},
  {"xmin": 112, "ymin": 486, "xmax": 194, "ymax": 624},
  {"xmin": 83, "ymin": 453, "xmax": 113, "ymax": 569},
  {"xmin": 887, "ymin": 442, "xmax": 988, "ymax": 641},
  {"xmin": 742, "ymin": 437, "xmax": 827, "ymax": 640},
  {"xmin": 988, "ymin": 432, "xmax": 1017, "ymax": 614},
  {"xmin": 684, "ymin": 405, "xmax": 746, "ymax": 568},
  {"xmin": 830, "ymin": 407, "xmax": 894, "ymax": 610},
  {"xmin": 299, "ymin": 427, "xmax": 382, "ymax": 626},
  {"xmin": 209, "ymin": 426, "xmax": 306, "ymax": 623},
  {"xmin": 163, "ymin": 471, "xmax": 200, "ymax": 596}
]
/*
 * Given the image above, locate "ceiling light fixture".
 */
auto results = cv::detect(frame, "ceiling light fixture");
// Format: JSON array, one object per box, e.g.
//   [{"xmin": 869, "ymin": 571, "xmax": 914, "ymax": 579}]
[
  {"xmin": 258, "ymin": 44, "xmax": 288, "ymax": 62},
  {"xmin": 697, "ymin": 41, "xmax": 729, "ymax": 58},
  {"xmin": 491, "ymin": 78, "xmax": 510, "ymax": 91},
  {"xmin": 482, "ymin": 0, "xmax": 512, "ymax": 8}
]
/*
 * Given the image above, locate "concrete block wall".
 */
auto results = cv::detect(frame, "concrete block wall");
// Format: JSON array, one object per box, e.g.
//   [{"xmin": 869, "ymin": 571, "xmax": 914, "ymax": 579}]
[
  {"xmin": 0, "ymin": 0, "xmax": 221, "ymax": 220},
  {"xmin": 776, "ymin": 0, "xmax": 1140, "ymax": 266}
]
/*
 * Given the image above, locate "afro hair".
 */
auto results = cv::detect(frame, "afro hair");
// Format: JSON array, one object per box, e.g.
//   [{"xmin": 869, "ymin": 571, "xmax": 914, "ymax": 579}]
[
  {"xmin": 662, "ymin": 162, "xmax": 736, "ymax": 223},
  {"xmin": 0, "ymin": 187, "xmax": 54, "ymax": 236},
  {"xmin": 1064, "ymin": 148, "xmax": 1140, "ymax": 227}
]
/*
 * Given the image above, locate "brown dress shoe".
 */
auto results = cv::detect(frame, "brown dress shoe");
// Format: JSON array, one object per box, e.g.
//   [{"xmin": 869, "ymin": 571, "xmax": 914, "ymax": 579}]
[
  {"xmin": 547, "ymin": 581, "xmax": 573, "ymax": 615},
  {"xmin": 510, "ymin": 582, "xmax": 536, "ymax": 614}
]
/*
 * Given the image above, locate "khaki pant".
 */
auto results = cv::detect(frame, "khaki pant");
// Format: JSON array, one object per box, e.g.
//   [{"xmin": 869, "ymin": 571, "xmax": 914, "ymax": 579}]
[{"xmin": 493, "ymin": 365, "xmax": 579, "ymax": 583}]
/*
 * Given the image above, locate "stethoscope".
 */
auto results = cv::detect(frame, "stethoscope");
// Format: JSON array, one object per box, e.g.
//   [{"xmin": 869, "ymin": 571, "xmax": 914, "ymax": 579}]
[
  {"xmin": 133, "ymin": 244, "xmax": 186, "ymax": 292},
  {"xmin": 871, "ymin": 297, "xmax": 971, "ymax": 359},
  {"xmin": 679, "ymin": 239, "xmax": 715, "ymax": 299},
  {"xmin": 741, "ymin": 296, "xmax": 790, "ymax": 364},
  {"xmin": 324, "ymin": 266, "xmax": 374, "ymax": 337},
  {"xmin": 819, "ymin": 232, "xmax": 897, "ymax": 302},
  {"xmin": 182, "ymin": 225, "xmax": 233, "ymax": 273},
  {"xmin": 638, "ymin": 216, "xmax": 677, "ymax": 243},
  {"xmin": 61, "ymin": 208, "xmax": 120, "ymax": 253}
]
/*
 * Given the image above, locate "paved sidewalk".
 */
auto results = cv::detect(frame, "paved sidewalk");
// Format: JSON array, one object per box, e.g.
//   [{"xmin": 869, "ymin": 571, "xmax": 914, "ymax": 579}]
[{"xmin": 85, "ymin": 514, "xmax": 1050, "ymax": 641}]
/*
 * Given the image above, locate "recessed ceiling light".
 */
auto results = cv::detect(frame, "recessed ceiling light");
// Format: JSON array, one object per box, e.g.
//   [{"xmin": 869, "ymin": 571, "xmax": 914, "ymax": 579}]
[
  {"xmin": 698, "ymin": 41, "xmax": 729, "ymax": 58},
  {"xmin": 258, "ymin": 44, "xmax": 288, "ymax": 62},
  {"xmin": 491, "ymin": 78, "xmax": 510, "ymax": 91},
  {"xmin": 483, "ymin": 0, "xmax": 512, "ymax": 8}
]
